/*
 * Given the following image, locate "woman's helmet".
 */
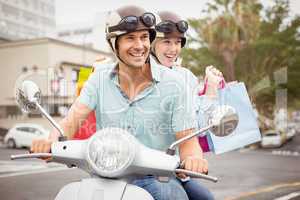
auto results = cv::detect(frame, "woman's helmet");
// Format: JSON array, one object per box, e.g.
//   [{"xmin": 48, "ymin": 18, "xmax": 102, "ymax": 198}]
[
  {"xmin": 105, "ymin": 5, "xmax": 157, "ymax": 53},
  {"xmin": 155, "ymin": 11, "xmax": 188, "ymax": 47}
]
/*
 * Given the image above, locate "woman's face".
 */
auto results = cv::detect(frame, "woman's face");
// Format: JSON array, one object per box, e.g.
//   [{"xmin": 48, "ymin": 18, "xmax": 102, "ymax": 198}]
[{"xmin": 154, "ymin": 37, "xmax": 182, "ymax": 67}]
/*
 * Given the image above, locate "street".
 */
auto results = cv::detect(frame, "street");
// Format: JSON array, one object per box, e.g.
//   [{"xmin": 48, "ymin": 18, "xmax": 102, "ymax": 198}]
[{"xmin": 0, "ymin": 134, "xmax": 299, "ymax": 200}]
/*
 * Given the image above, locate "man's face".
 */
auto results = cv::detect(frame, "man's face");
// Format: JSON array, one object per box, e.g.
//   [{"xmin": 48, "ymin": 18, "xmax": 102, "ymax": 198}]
[
  {"xmin": 117, "ymin": 30, "xmax": 151, "ymax": 68},
  {"xmin": 154, "ymin": 37, "xmax": 182, "ymax": 68}
]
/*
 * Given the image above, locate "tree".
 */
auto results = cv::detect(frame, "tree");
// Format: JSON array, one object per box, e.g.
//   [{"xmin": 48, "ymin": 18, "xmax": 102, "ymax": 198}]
[
  {"xmin": 182, "ymin": 0, "xmax": 262, "ymax": 81},
  {"xmin": 182, "ymin": 0, "xmax": 300, "ymax": 111}
]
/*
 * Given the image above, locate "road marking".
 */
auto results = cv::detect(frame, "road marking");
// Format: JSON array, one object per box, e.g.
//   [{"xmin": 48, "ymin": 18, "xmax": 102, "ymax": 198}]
[
  {"xmin": 0, "ymin": 165, "xmax": 70, "ymax": 178},
  {"xmin": 0, "ymin": 160, "xmax": 66, "ymax": 177},
  {"xmin": 272, "ymin": 150, "xmax": 300, "ymax": 157},
  {"xmin": 274, "ymin": 191, "xmax": 300, "ymax": 200},
  {"xmin": 240, "ymin": 149, "xmax": 300, "ymax": 157},
  {"xmin": 225, "ymin": 182, "xmax": 300, "ymax": 200}
]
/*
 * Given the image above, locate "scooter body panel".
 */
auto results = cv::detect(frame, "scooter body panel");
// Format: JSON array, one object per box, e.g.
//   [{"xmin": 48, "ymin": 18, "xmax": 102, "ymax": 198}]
[{"xmin": 54, "ymin": 178, "xmax": 154, "ymax": 200}]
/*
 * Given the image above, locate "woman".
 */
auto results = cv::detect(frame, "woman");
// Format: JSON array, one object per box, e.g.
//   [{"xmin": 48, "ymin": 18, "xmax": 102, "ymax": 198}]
[{"xmin": 151, "ymin": 11, "xmax": 224, "ymax": 200}]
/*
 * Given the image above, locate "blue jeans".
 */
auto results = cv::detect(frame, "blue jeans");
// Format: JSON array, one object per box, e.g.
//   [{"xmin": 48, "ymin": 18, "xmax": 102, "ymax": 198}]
[
  {"xmin": 132, "ymin": 175, "xmax": 214, "ymax": 200},
  {"xmin": 182, "ymin": 178, "xmax": 214, "ymax": 200}
]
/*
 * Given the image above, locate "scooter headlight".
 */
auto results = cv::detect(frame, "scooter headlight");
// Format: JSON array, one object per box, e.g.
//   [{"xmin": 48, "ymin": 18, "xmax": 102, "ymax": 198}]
[{"xmin": 86, "ymin": 127, "xmax": 136, "ymax": 178}]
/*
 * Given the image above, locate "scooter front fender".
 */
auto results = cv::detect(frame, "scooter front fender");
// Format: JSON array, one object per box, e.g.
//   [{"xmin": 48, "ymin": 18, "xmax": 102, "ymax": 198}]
[{"xmin": 55, "ymin": 178, "xmax": 153, "ymax": 200}]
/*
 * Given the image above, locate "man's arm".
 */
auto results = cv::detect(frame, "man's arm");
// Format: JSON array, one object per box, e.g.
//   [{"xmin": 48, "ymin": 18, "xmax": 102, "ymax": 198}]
[
  {"xmin": 31, "ymin": 99, "xmax": 92, "ymax": 153},
  {"xmin": 176, "ymin": 128, "xmax": 208, "ymax": 174},
  {"xmin": 49, "ymin": 99, "xmax": 93, "ymax": 140}
]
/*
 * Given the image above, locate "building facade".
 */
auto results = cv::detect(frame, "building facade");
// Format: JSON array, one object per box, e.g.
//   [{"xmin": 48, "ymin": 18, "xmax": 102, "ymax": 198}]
[
  {"xmin": 0, "ymin": 38, "xmax": 113, "ymax": 130},
  {"xmin": 54, "ymin": 11, "xmax": 111, "ymax": 52},
  {"xmin": 0, "ymin": 0, "xmax": 56, "ymax": 40}
]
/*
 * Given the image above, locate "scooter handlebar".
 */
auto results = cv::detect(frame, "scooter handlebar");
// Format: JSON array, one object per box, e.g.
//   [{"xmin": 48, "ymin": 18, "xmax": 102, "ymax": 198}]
[{"xmin": 10, "ymin": 153, "xmax": 52, "ymax": 160}]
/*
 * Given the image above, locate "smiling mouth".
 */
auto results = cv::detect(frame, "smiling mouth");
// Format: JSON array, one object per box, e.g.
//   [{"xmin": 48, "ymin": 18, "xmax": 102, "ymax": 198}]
[
  {"xmin": 165, "ymin": 54, "xmax": 177, "ymax": 59},
  {"xmin": 129, "ymin": 52, "xmax": 145, "ymax": 58}
]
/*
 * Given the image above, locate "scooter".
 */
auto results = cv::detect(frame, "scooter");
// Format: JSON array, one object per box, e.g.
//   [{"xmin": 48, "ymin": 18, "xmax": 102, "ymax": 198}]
[{"xmin": 11, "ymin": 80, "xmax": 239, "ymax": 200}]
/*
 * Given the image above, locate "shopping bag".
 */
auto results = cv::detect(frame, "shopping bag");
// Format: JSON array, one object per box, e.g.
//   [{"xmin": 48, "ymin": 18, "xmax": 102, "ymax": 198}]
[{"xmin": 206, "ymin": 82, "xmax": 261, "ymax": 154}]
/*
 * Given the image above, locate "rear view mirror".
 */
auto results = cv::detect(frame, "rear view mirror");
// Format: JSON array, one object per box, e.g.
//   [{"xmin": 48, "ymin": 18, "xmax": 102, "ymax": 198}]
[
  {"xmin": 15, "ymin": 80, "xmax": 65, "ymax": 139},
  {"xmin": 16, "ymin": 80, "xmax": 41, "ymax": 113},
  {"xmin": 167, "ymin": 105, "xmax": 239, "ymax": 155},
  {"xmin": 209, "ymin": 105, "xmax": 239, "ymax": 137}
]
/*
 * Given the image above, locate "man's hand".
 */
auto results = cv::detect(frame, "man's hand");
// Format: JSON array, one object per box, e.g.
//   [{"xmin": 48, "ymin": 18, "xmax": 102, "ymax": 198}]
[
  {"xmin": 30, "ymin": 139, "xmax": 53, "ymax": 153},
  {"xmin": 177, "ymin": 156, "xmax": 209, "ymax": 179},
  {"xmin": 181, "ymin": 156, "xmax": 208, "ymax": 174},
  {"xmin": 176, "ymin": 129, "xmax": 209, "ymax": 179}
]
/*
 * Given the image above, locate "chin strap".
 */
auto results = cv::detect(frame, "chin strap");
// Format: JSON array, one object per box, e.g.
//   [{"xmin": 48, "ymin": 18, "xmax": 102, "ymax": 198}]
[{"xmin": 150, "ymin": 50, "xmax": 162, "ymax": 65}]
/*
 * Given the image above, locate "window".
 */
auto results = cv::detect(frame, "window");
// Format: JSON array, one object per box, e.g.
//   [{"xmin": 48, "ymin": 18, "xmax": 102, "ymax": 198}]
[
  {"xmin": 74, "ymin": 28, "xmax": 92, "ymax": 35},
  {"xmin": 22, "ymin": 0, "xmax": 29, "ymax": 7},
  {"xmin": 58, "ymin": 31, "xmax": 71, "ymax": 37},
  {"xmin": 30, "ymin": 128, "xmax": 43, "ymax": 135},
  {"xmin": 0, "ymin": 106, "xmax": 22, "ymax": 119},
  {"xmin": 46, "ymin": 104, "xmax": 69, "ymax": 117},
  {"xmin": 23, "ymin": 11, "xmax": 37, "ymax": 24},
  {"xmin": 33, "ymin": 0, "xmax": 39, "ymax": 10},
  {"xmin": 48, "ymin": 6, "xmax": 55, "ymax": 16},
  {"xmin": 265, "ymin": 133, "xmax": 278, "ymax": 137},
  {"xmin": 2, "ymin": 4, "xmax": 19, "ymax": 19},
  {"xmin": 16, "ymin": 127, "xmax": 30, "ymax": 132},
  {"xmin": 71, "ymin": 69, "xmax": 79, "ymax": 96},
  {"xmin": 40, "ymin": 16, "xmax": 54, "ymax": 27},
  {"xmin": 16, "ymin": 127, "xmax": 42, "ymax": 135}
]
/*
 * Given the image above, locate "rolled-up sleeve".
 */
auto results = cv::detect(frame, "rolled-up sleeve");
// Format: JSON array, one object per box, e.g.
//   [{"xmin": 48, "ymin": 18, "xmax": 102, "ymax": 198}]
[{"xmin": 78, "ymin": 72, "xmax": 99, "ymax": 110}]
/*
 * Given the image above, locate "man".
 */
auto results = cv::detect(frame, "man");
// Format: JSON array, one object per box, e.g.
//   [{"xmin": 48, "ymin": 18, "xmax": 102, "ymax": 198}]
[{"xmin": 31, "ymin": 5, "xmax": 208, "ymax": 200}]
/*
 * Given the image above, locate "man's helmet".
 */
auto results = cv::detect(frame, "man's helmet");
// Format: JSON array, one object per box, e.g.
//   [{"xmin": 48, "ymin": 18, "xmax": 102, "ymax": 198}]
[
  {"xmin": 105, "ymin": 5, "xmax": 157, "ymax": 53},
  {"xmin": 155, "ymin": 11, "xmax": 188, "ymax": 47}
]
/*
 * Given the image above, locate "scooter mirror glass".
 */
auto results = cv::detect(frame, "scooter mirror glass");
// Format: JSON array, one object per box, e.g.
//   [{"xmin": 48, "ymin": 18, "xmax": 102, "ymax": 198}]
[
  {"xmin": 15, "ymin": 80, "xmax": 41, "ymax": 113},
  {"xmin": 208, "ymin": 105, "xmax": 239, "ymax": 137}
]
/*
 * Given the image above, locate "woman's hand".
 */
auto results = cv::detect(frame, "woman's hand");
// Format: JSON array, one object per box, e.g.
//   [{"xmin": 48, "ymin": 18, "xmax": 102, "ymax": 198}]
[{"xmin": 205, "ymin": 65, "xmax": 224, "ymax": 98}]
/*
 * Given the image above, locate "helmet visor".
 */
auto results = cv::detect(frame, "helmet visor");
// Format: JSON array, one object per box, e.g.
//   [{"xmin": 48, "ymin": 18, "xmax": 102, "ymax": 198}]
[
  {"xmin": 156, "ymin": 20, "xmax": 188, "ymax": 34},
  {"xmin": 141, "ymin": 12, "xmax": 156, "ymax": 27},
  {"xmin": 108, "ymin": 13, "xmax": 156, "ymax": 33},
  {"xmin": 176, "ymin": 20, "xmax": 188, "ymax": 33}
]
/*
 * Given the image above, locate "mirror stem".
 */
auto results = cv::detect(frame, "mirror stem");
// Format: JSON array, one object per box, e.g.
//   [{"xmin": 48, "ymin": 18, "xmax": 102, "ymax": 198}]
[
  {"xmin": 166, "ymin": 124, "xmax": 213, "ymax": 155},
  {"xmin": 34, "ymin": 100, "xmax": 65, "ymax": 138}
]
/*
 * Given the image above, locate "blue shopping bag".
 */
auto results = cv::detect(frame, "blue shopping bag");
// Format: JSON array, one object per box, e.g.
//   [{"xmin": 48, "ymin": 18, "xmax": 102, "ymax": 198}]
[{"xmin": 206, "ymin": 82, "xmax": 262, "ymax": 154}]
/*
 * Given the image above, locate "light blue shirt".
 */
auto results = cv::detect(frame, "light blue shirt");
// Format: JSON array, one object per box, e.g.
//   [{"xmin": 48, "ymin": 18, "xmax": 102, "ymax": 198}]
[
  {"xmin": 150, "ymin": 56, "xmax": 218, "ymax": 130},
  {"xmin": 170, "ymin": 66, "xmax": 218, "ymax": 129},
  {"xmin": 78, "ymin": 61, "xmax": 197, "ymax": 151}
]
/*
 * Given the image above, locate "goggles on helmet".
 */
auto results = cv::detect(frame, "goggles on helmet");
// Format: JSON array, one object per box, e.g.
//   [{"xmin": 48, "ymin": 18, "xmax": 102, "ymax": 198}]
[
  {"xmin": 108, "ymin": 12, "xmax": 156, "ymax": 33},
  {"xmin": 155, "ymin": 20, "xmax": 188, "ymax": 34}
]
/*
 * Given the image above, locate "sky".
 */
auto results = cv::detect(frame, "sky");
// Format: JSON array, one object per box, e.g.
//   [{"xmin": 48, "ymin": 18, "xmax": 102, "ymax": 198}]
[{"xmin": 55, "ymin": 0, "xmax": 300, "ymax": 25}]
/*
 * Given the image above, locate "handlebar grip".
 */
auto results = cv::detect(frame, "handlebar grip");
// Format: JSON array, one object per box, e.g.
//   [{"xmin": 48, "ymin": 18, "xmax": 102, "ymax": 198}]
[
  {"xmin": 175, "ymin": 169, "xmax": 218, "ymax": 183},
  {"xmin": 11, "ymin": 153, "xmax": 52, "ymax": 160}
]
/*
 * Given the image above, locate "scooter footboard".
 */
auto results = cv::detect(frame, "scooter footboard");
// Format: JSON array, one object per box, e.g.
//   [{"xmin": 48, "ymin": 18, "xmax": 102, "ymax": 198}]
[{"xmin": 54, "ymin": 178, "xmax": 153, "ymax": 200}]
